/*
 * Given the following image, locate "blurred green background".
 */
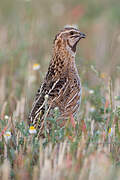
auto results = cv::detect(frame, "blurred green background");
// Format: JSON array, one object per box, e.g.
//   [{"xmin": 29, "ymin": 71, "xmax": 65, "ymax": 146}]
[
  {"xmin": 0, "ymin": 2, "xmax": 120, "ymax": 179},
  {"xmin": 0, "ymin": 0, "xmax": 120, "ymax": 114}
]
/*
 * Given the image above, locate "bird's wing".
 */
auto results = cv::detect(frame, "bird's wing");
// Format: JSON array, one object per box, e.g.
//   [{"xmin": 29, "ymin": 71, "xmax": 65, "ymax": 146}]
[
  {"xmin": 28, "ymin": 76, "xmax": 68, "ymax": 126},
  {"xmin": 28, "ymin": 82, "xmax": 47, "ymax": 126}
]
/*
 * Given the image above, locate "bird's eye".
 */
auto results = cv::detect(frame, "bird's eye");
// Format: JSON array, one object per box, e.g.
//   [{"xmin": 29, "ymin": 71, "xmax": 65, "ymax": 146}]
[{"xmin": 70, "ymin": 31, "xmax": 74, "ymax": 35}]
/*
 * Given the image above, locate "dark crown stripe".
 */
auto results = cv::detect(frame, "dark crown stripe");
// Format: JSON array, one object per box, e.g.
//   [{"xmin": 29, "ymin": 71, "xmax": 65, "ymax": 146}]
[{"xmin": 54, "ymin": 27, "xmax": 80, "ymax": 43}]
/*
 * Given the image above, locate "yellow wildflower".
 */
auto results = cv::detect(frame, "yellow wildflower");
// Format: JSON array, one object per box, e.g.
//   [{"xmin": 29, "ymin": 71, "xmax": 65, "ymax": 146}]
[
  {"xmin": 33, "ymin": 63, "xmax": 40, "ymax": 71},
  {"xmin": 100, "ymin": 73, "xmax": 107, "ymax": 79},
  {"xmin": 4, "ymin": 131, "xmax": 11, "ymax": 142},
  {"xmin": 29, "ymin": 126, "xmax": 37, "ymax": 134}
]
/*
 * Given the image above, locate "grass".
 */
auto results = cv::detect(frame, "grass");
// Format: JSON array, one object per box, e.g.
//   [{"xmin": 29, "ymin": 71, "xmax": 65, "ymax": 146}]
[
  {"xmin": 0, "ymin": 0, "xmax": 120, "ymax": 179},
  {"xmin": 0, "ymin": 63, "xmax": 120, "ymax": 180}
]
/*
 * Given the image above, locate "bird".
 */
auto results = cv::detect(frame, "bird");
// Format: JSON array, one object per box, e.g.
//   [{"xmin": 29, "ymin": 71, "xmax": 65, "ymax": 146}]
[{"xmin": 28, "ymin": 26, "xmax": 86, "ymax": 137}]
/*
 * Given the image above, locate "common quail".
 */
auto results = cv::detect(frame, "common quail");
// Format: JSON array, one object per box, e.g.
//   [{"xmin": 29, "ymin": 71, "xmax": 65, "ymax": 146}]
[{"xmin": 29, "ymin": 26, "xmax": 86, "ymax": 136}]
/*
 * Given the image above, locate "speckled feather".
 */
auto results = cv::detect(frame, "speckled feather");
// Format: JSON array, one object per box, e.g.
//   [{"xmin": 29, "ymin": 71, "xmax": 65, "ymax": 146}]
[{"xmin": 28, "ymin": 27, "xmax": 85, "ymax": 136}]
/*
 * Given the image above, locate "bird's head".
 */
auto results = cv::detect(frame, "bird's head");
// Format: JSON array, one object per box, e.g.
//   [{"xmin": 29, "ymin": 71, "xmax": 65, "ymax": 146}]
[{"xmin": 54, "ymin": 26, "xmax": 86, "ymax": 56}]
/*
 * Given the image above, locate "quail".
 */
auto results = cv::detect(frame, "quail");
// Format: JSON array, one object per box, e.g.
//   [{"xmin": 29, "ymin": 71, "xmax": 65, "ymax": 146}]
[{"xmin": 28, "ymin": 26, "xmax": 86, "ymax": 136}]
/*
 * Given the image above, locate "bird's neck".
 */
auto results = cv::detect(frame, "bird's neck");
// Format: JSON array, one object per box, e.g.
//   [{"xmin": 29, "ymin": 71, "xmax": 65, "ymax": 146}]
[
  {"xmin": 45, "ymin": 45, "xmax": 78, "ymax": 81},
  {"xmin": 52, "ymin": 45, "xmax": 76, "ymax": 68}
]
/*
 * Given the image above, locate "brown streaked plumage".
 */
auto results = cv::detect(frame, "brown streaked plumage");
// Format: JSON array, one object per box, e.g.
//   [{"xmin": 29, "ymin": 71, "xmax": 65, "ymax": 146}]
[{"xmin": 28, "ymin": 26, "xmax": 86, "ymax": 136}]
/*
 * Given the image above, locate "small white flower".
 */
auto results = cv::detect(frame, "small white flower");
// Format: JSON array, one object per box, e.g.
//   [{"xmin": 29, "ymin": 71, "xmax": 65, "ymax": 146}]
[
  {"xmin": 89, "ymin": 90, "xmax": 94, "ymax": 94},
  {"xmin": 4, "ymin": 131, "xmax": 11, "ymax": 142},
  {"xmin": 90, "ymin": 107, "xmax": 95, "ymax": 112},
  {"xmin": 54, "ymin": 107, "xmax": 59, "ymax": 112},
  {"xmin": 29, "ymin": 126, "xmax": 37, "ymax": 134},
  {"xmin": 4, "ymin": 115, "xmax": 9, "ymax": 120},
  {"xmin": 33, "ymin": 64, "xmax": 40, "ymax": 71}
]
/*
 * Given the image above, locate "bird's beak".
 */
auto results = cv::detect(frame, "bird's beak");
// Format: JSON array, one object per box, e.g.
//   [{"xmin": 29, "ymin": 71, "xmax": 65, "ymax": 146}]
[{"xmin": 79, "ymin": 32, "xmax": 86, "ymax": 39}]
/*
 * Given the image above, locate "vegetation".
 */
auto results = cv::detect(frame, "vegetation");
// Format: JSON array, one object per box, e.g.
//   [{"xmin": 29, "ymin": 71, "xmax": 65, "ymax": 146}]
[{"xmin": 0, "ymin": 0, "xmax": 120, "ymax": 179}]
